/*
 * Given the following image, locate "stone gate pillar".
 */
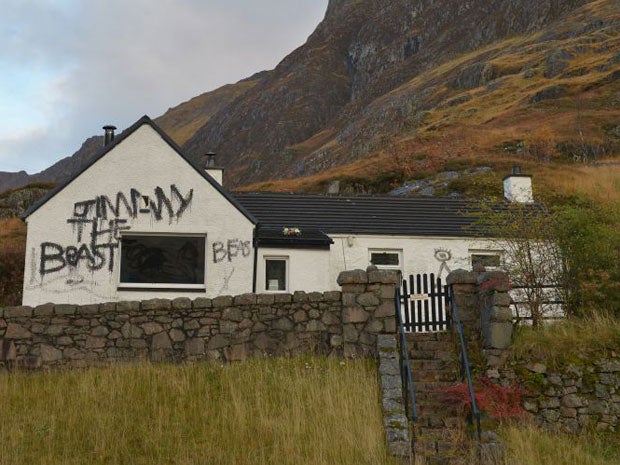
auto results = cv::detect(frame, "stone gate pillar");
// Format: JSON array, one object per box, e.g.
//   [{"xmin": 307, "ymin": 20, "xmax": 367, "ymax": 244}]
[{"xmin": 337, "ymin": 266, "xmax": 399, "ymax": 357}]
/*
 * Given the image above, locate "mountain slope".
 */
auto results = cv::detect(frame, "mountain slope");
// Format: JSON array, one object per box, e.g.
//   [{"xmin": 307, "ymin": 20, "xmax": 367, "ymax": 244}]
[
  {"xmin": 1, "ymin": 0, "xmax": 617, "ymax": 196},
  {"xmin": 182, "ymin": 0, "xmax": 601, "ymax": 186}
]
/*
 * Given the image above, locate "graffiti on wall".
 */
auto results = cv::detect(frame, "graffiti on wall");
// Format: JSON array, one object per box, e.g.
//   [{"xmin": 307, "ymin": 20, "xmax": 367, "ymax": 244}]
[
  {"xmin": 434, "ymin": 248, "xmax": 453, "ymax": 278},
  {"xmin": 212, "ymin": 239, "xmax": 252, "ymax": 263},
  {"xmin": 38, "ymin": 184, "xmax": 194, "ymax": 277}
]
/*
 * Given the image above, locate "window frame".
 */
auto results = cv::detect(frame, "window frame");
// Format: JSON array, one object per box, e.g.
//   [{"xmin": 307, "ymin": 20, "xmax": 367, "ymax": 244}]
[
  {"xmin": 117, "ymin": 232, "xmax": 207, "ymax": 291},
  {"xmin": 368, "ymin": 249, "xmax": 403, "ymax": 273},
  {"xmin": 264, "ymin": 256, "xmax": 289, "ymax": 293},
  {"xmin": 469, "ymin": 250, "xmax": 503, "ymax": 271}
]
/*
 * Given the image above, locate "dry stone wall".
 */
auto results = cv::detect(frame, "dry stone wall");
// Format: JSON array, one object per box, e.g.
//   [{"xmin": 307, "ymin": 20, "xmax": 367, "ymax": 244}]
[
  {"xmin": 496, "ymin": 359, "xmax": 620, "ymax": 434},
  {"xmin": 447, "ymin": 269, "xmax": 620, "ymax": 434},
  {"xmin": 0, "ymin": 268, "xmax": 399, "ymax": 370}
]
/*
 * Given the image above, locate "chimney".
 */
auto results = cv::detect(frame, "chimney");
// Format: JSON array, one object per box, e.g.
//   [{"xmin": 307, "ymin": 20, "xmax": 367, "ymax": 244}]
[
  {"xmin": 503, "ymin": 166, "xmax": 534, "ymax": 203},
  {"xmin": 204, "ymin": 152, "xmax": 223, "ymax": 185},
  {"xmin": 103, "ymin": 125, "xmax": 117, "ymax": 146}
]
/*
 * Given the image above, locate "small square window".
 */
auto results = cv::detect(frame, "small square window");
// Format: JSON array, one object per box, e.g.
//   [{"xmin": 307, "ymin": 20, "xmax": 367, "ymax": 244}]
[
  {"xmin": 471, "ymin": 253, "xmax": 501, "ymax": 270},
  {"xmin": 265, "ymin": 258, "xmax": 287, "ymax": 291},
  {"xmin": 371, "ymin": 252, "xmax": 400, "ymax": 266}
]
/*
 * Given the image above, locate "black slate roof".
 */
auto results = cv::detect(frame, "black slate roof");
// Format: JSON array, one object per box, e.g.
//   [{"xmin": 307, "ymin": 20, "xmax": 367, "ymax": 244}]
[{"xmin": 234, "ymin": 192, "xmax": 482, "ymax": 237}]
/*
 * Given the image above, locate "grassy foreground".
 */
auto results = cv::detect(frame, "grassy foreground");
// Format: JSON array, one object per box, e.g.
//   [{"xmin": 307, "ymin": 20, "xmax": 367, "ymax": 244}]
[
  {"xmin": 0, "ymin": 357, "xmax": 398, "ymax": 465},
  {"xmin": 500, "ymin": 424, "xmax": 620, "ymax": 465}
]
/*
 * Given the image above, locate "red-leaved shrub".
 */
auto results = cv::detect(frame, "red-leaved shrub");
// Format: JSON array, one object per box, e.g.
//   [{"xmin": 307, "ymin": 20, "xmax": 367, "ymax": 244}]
[{"xmin": 440, "ymin": 377, "xmax": 525, "ymax": 420}]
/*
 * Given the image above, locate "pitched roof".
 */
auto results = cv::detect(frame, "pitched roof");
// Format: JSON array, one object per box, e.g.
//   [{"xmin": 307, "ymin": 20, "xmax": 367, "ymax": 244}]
[
  {"xmin": 234, "ymin": 192, "xmax": 482, "ymax": 237},
  {"xmin": 21, "ymin": 116, "xmax": 257, "ymax": 224}
]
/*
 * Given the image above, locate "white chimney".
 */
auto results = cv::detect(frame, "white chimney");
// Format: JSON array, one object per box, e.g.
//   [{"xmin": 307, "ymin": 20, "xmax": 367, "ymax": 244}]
[
  {"xmin": 204, "ymin": 152, "xmax": 223, "ymax": 186},
  {"xmin": 503, "ymin": 166, "xmax": 533, "ymax": 203}
]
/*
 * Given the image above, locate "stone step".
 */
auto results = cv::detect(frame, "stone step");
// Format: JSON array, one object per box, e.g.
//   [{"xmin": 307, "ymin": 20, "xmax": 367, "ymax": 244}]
[
  {"xmin": 411, "ymin": 366, "xmax": 458, "ymax": 376},
  {"xmin": 412, "ymin": 358, "xmax": 456, "ymax": 368},
  {"xmin": 408, "ymin": 341, "xmax": 456, "ymax": 352},
  {"xmin": 405, "ymin": 331, "xmax": 452, "ymax": 342},
  {"xmin": 414, "ymin": 414, "xmax": 463, "ymax": 429},
  {"xmin": 413, "ymin": 404, "xmax": 457, "ymax": 416},
  {"xmin": 409, "ymin": 349, "xmax": 458, "ymax": 361},
  {"xmin": 412, "ymin": 371, "xmax": 458, "ymax": 381},
  {"xmin": 415, "ymin": 380, "xmax": 459, "ymax": 390}
]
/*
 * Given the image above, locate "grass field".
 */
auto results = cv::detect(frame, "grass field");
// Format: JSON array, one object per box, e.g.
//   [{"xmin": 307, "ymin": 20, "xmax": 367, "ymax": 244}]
[
  {"xmin": 511, "ymin": 311, "xmax": 620, "ymax": 368},
  {"xmin": 2, "ymin": 354, "xmax": 619, "ymax": 464},
  {"xmin": 500, "ymin": 423, "xmax": 620, "ymax": 465},
  {"xmin": 0, "ymin": 357, "xmax": 398, "ymax": 465}
]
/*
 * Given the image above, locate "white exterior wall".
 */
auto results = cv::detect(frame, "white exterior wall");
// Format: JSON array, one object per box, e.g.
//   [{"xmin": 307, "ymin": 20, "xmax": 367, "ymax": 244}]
[
  {"xmin": 325, "ymin": 234, "xmax": 498, "ymax": 290},
  {"xmin": 254, "ymin": 235, "xmax": 500, "ymax": 294},
  {"xmin": 256, "ymin": 248, "xmax": 331, "ymax": 293},
  {"xmin": 23, "ymin": 125, "xmax": 255, "ymax": 306}
]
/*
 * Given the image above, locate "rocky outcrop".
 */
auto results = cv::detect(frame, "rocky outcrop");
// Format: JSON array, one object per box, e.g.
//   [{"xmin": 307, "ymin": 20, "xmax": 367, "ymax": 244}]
[
  {"xmin": 183, "ymin": 0, "xmax": 590, "ymax": 186},
  {"xmin": 0, "ymin": 185, "xmax": 51, "ymax": 219}
]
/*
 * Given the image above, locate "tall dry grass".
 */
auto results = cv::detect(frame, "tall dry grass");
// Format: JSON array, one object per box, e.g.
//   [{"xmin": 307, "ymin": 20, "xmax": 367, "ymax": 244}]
[
  {"xmin": 540, "ymin": 163, "xmax": 620, "ymax": 204},
  {"xmin": 500, "ymin": 423, "xmax": 619, "ymax": 465},
  {"xmin": 0, "ymin": 357, "xmax": 399, "ymax": 465},
  {"xmin": 511, "ymin": 312, "xmax": 620, "ymax": 368}
]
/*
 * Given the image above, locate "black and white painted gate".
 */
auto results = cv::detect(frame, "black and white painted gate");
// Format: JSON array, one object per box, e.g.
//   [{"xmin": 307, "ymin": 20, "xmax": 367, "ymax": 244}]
[{"xmin": 399, "ymin": 273, "xmax": 451, "ymax": 333}]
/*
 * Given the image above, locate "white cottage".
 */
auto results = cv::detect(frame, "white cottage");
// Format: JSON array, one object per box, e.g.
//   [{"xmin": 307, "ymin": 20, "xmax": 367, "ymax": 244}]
[{"xmin": 21, "ymin": 116, "xmax": 533, "ymax": 306}]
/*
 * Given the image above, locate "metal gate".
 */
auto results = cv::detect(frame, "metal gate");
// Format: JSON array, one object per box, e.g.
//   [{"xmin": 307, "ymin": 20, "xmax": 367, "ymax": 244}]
[{"xmin": 399, "ymin": 273, "xmax": 450, "ymax": 332}]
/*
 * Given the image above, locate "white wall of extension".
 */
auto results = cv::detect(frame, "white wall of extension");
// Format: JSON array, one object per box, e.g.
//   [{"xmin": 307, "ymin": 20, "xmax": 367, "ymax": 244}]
[
  {"xmin": 256, "ymin": 247, "xmax": 332, "ymax": 293},
  {"xmin": 326, "ymin": 234, "xmax": 500, "ymax": 288}
]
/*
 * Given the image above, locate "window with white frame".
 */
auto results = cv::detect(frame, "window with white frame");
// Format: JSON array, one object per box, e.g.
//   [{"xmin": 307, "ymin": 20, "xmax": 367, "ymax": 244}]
[
  {"xmin": 265, "ymin": 257, "xmax": 288, "ymax": 292},
  {"xmin": 470, "ymin": 250, "xmax": 502, "ymax": 270},
  {"xmin": 369, "ymin": 249, "xmax": 402, "ymax": 272},
  {"xmin": 119, "ymin": 234, "xmax": 206, "ymax": 289}
]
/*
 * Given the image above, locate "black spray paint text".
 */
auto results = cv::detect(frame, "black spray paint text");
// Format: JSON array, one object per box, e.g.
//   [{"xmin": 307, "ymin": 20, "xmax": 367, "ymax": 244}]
[
  {"xmin": 39, "ymin": 185, "xmax": 194, "ymax": 276},
  {"xmin": 212, "ymin": 239, "xmax": 252, "ymax": 263}
]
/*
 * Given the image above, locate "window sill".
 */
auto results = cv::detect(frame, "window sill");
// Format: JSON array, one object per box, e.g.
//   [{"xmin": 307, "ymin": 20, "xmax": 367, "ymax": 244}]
[{"xmin": 117, "ymin": 286, "xmax": 206, "ymax": 293}]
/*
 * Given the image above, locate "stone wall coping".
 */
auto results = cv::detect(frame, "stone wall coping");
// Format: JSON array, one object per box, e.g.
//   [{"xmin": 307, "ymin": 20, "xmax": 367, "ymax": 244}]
[
  {"xmin": 446, "ymin": 269, "xmax": 478, "ymax": 285},
  {"xmin": 1, "ymin": 290, "xmax": 357, "ymax": 319}
]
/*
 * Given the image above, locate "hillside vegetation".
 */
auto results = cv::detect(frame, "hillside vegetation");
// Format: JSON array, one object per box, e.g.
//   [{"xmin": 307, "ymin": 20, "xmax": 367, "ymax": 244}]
[
  {"xmin": 245, "ymin": 0, "xmax": 619, "ymax": 197},
  {"xmin": 0, "ymin": 218, "xmax": 26, "ymax": 306}
]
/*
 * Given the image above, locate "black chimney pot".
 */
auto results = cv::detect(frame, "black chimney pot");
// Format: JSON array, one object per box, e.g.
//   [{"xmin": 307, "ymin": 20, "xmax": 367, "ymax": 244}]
[
  {"xmin": 103, "ymin": 125, "xmax": 117, "ymax": 146},
  {"xmin": 205, "ymin": 152, "xmax": 216, "ymax": 168},
  {"xmin": 512, "ymin": 165, "xmax": 521, "ymax": 175}
]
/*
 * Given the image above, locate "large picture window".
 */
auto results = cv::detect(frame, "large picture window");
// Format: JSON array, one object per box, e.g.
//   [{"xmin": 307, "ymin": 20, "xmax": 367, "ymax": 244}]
[{"xmin": 119, "ymin": 235, "xmax": 205, "ymax": 288}]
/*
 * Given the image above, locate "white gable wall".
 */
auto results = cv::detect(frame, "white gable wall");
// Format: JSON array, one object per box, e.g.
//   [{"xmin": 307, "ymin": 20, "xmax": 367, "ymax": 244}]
[{"xmin": 23, "ymin": 125, "xmax": 254, "ymax": 306}]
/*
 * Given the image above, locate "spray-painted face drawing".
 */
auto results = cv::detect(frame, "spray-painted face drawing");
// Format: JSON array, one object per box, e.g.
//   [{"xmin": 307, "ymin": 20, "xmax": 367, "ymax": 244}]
[
  {"xmin": 433, "ymin": 248, "xmax": 452, "ymax": 278},
  {"xmin": 434, "ymin": 249, "xmax": 451, "ymax": 262}
]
